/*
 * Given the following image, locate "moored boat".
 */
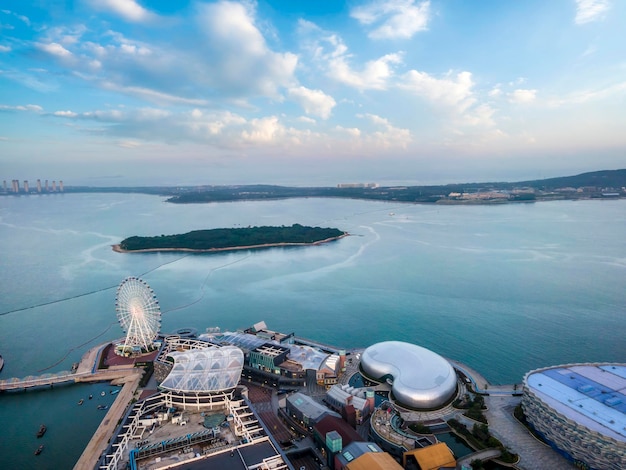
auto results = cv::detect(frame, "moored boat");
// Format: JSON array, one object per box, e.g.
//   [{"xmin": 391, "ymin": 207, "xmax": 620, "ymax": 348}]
[
  {"xmin": 36, "ymin": 424, "xmax": 47, "ymax": 438},
  {"xmin": 97, "ymin": 404, "xmax": 108, "ymax": 410},
  {"xmin": 0, "ymin": 354, "xmax": 4, "ymax": 372},
  {"xmin": 35, "ymin": 445, "xmax": 44, "ymax": 455},
  {"xmin": 78, "ymin": 399, "xmax": 84, "ymax": 405},
  {"xmin": 101, "ymin": 391, "xmax": 105, "ymax": 396}
]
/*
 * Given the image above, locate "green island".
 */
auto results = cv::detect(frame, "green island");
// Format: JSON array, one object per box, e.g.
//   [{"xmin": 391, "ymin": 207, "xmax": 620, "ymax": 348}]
[{"xmin": 113, "ymin": 224, "xmax": 347, "ymax": 253}]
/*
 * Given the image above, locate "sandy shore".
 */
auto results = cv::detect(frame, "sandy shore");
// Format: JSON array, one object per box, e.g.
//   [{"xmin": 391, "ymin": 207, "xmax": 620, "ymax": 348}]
[{"xmin": 112, "ymin": 232, "xmax": 349, "ymax": 254}]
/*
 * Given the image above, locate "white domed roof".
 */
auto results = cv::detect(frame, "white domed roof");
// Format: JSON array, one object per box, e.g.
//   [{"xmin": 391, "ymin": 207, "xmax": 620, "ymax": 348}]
[{"xmin": 361, "ymin": 341, "xmax": 457, "ymax": 409}]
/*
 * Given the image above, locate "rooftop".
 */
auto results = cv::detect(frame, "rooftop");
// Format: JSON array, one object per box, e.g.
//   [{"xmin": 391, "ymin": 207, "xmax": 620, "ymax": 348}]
[
  {"xmin": 526, "ymin": 364, "xmax": 626, "ymax": 442},
  {"xmin": 360, "ymin": 341, "xmax": 457, "ymax": 409}
]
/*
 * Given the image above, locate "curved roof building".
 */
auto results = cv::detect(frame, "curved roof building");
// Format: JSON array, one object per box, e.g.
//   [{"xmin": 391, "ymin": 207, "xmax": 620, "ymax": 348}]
[
  {"xmin": 360, "ymin": 341, "xmax": 457, "ymax": 409},
  {"xmin": 522, "ymin": 363, "xmax": 626, "ymax": 470},
  {"xmin": 160, "ymin": 346, "xmax": 244, "ymax": 394}
]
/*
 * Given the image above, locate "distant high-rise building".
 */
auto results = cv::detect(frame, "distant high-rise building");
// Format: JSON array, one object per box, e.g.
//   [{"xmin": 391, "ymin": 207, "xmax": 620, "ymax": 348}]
[
  {"xmin": 45, "ymin": 179, "xmax": 49, "ymax": 191},
  {"xmin": 52, "ymin": 180, "xmax": 57, "ymax": 192},
  {"xmin": 37, "ymin": 179, "xmax": 42, "ymax": 192},
  {"xmin": 59, "ymin": 180, "xmax": 64, "ymax": 192},
  {"xmin": 24, "ymin": 180, "xmax": 29, "ymax": 193},
  {"xmin": 12, "ymin": 180, "xmax": 19, "ymax": 193},
  {"xmin": 2, "ymin": 180, "xmax": 6, "ymax": 192}
]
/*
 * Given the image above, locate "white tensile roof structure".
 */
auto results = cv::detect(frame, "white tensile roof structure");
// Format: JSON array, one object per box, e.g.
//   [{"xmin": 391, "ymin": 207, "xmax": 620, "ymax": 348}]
[{"xmin": 159, "ymin": 346, "xmax": 244, "ymax": 394}]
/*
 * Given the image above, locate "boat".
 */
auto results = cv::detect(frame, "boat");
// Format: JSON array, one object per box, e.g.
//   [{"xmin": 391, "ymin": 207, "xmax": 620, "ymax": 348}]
[
  {"xmin": 36, "ymin": 424, "xmax": 47, "ymax": 438},
  {"xmin": 89, "ymin": 394, "xmax": 93, "ymax": 400},
  {"xmin": 34, "ymin": 445, "xmax": 44, "ymax": 455},
  {"xmin": 78, "ymin": 399, "xmax": 84, "ymax": 405},
  {"xmin": 110, "ymin": 389, "xmax": 120, "ymax": 395},
  {"xmin": 101, "ymin": 391, "xmax": 106, "ymax": 396},
  {"xmin": 97, "ymin": 404, "xmax": 108, "ymax": 410},
  {"xmin": 0, "ymin": 354, "xmax": 4, "ymax": 372}
]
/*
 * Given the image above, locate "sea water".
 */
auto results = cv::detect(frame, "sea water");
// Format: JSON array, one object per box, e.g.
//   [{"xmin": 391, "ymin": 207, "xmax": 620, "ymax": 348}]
[{"xmin": 0, "ymin": 193, "xmax": 624, "ymax": 468}]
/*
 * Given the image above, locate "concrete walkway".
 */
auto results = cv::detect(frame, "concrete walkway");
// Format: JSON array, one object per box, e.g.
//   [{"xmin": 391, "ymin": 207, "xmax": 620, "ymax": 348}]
[
  {"xmin": 484, "ymin": 394, "xmax": 574, "ymax": 470},
  {"xmin": 73, "ymin": 371, "xmax": 142, "ymax": 470}
]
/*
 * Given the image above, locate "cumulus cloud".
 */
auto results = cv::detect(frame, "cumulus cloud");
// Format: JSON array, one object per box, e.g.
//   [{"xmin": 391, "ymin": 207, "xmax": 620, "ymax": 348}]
[
  {"xmin": 195, "ymin": 1, "xmax": 297, "ymax": 97},
  {"xmin": 399, "ymin": 70, "xmax": 475, "ymax": 111},
  {"xmin": 358, "ymin": 113, "xmax": 411, "ymax": 148},
  {"xmin": 398, "ymin": 70, "xmax": 497, "ymax": 129},
  {"xmin": 351, "ymin": 0, "xmax": 430, "ymax": 39},
  {"xmin": 329, "ymin": 51, "xmax": 403, "ymax": 90},
  {"xmin": 508, "ymin": 89, "xmax": 537, "ymax": 104},
  {"xmin": 87, "ymin": 0, "xmax": 157, "ymax": 23},
  {"xmin": 299, "ymin": 22, "xmax": 402, "ymax": 90},
  {"xmin": 288, "ymin": 86, "xmax": 336, "ymax": 119},
  {"xmin": 574, "ymin": 0, "xmax": 610, "ymax": 24},
  {"xmin": 37, "ymin": 42, "xmax": 73, "ymax": 58}
]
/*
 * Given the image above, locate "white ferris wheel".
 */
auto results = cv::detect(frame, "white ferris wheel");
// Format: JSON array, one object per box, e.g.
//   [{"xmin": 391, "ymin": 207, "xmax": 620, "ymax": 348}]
[{"xmin": 115, "ymin": 276, "xmax": 162, "ymax": 352}]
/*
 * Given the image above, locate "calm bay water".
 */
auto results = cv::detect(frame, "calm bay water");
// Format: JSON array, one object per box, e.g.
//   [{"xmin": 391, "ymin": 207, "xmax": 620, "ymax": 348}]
[{"xmin": 0, "ymin": 193, "xmax": 624, "ymax": 468}]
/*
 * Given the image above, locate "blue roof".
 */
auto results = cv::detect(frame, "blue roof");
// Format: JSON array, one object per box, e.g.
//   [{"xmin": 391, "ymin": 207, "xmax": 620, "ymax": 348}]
[{"xmin": 526, "ymin": 364, "xmax": 626, "ymax": 441}]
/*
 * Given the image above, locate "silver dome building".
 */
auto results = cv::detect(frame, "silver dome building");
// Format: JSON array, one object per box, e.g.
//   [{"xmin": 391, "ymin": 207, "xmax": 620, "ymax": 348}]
[{"xmin": 360, "ymin": 341, "xmax": 457, "ymax": 409}]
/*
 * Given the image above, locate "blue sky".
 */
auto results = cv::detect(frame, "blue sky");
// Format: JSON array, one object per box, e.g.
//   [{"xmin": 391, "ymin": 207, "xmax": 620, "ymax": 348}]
[{"xmin": 1, "ymin": 0, "xmax": 624, "ymax": 186}]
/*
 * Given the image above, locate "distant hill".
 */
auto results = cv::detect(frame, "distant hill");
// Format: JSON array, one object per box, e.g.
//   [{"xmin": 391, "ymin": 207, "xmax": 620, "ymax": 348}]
[
  {"xmin": 161, "ymin": 169, "xmax": 625, "ymax": 204},
  {"xmin": 512, "ymin": 169, "xmax": 626, "ymax": 190}
]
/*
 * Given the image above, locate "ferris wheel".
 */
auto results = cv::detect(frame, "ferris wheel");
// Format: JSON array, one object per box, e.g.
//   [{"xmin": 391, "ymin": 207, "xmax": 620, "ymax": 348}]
[{"xmin": 115, "ymin": 276, "xmax": 161, "ymax": 352}]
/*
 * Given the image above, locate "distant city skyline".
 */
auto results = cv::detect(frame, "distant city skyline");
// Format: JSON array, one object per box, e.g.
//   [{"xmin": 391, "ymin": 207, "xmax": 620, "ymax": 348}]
[{"xmin": 1, "ymin": 1, "xmax": 625, "ymax": 186}]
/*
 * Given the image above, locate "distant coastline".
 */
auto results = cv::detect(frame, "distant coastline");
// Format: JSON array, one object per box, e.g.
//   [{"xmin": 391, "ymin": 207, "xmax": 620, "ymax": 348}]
[{"xmin": 3, "ymin": 169, "xmax": 624, "ymax": 205}]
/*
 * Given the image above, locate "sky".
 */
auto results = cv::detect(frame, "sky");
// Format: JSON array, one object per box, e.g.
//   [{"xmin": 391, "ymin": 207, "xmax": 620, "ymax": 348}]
[{"xmin": 1, "ymin": 0, "xmax": 625, "ymax": 186}]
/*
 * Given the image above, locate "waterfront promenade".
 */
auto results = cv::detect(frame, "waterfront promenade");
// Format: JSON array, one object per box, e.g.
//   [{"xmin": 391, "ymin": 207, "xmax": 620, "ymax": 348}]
[{"xmin": 74, "ymin": 371, "xmax": 142, "ymax": 470}]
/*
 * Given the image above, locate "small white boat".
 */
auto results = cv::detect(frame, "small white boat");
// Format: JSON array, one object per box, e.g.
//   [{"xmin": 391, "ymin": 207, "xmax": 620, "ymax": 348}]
[{"xmin": 101, "ymin": 391, "xmax": 106, "ymax": 396}]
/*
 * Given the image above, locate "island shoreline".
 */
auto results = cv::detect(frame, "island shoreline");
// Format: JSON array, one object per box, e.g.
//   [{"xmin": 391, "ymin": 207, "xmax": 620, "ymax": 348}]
[{"xmin": 112, "ymin": 232, "xmax": 349, "ymax": 254}]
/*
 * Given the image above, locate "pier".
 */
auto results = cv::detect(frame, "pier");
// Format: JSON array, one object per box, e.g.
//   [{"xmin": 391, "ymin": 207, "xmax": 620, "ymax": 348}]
[{"xmin": 0, "ymin": 344, "xmax": 137, "ymax": 392}]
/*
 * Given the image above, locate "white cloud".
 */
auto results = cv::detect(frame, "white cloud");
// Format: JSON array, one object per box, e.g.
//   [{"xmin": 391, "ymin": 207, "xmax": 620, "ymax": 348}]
[
  {"xmin": 297, "ymin": 116, "xmax": 317, "ymax": 124},
  {"xmin": 101, "ymin": 83, "xmax": 210, "ymax": 106},
  {"xmin": 54, "ymin": 110, "xmax": 78, "ymax": 117},
  {"xmin": 329, "ymin": 52, "xmax": 403, "ymax": 90},
  {"xmin": 358, "ymin": 113, "xmax": 411, "ymax": 148},
  {"xmin": 241, "ymin": 116, "xmax": 283, "ymax": 144},
  {"xmin": 1, "ymin": 10, "xmax": 30, "ymax": 26},
  {"xmin": 351, "ymin": 0, "xmax": 430, "ymax": 39},
  {"xmin": 508, "ymin": 89, "xmax": 537, "ymax": 104},
  {"xmin": 37, "ymin": 42, "xmax": 73, "ymax": 58},
  {"xmin": 288, "ymin": 86, "xmax": 336, "ymax": 119},
  {"xmin": 548, "ymin": 81, "xmax": 626, "ymax": 106},
  {"xmin": 575, "ymin": 0, "xmax": 610, "ymax": 24},
  {"xmin": 87, "ymin": 0, "xmax": 156, "ymax": 23},
  {"xmin": 0, "ymin": 45, "xmax": 10, "ymax": 52},
  {"xmin": 0, "ymin": 104, "xmax": 43, "ymax": 112},
  {"xmin": 196, "ymin": 1, "xmax": 297, "ymax": 97},
  {"xmin": 488, "ymin": 86, "xmax": 502, "ymax": 97},
  {"xmin": 335, "ymin": 126, "xmax": 362, "ymax": 138},
  {"xmin": 399, "ymin": 70, "xmax": 475, "ymax": 111}
]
